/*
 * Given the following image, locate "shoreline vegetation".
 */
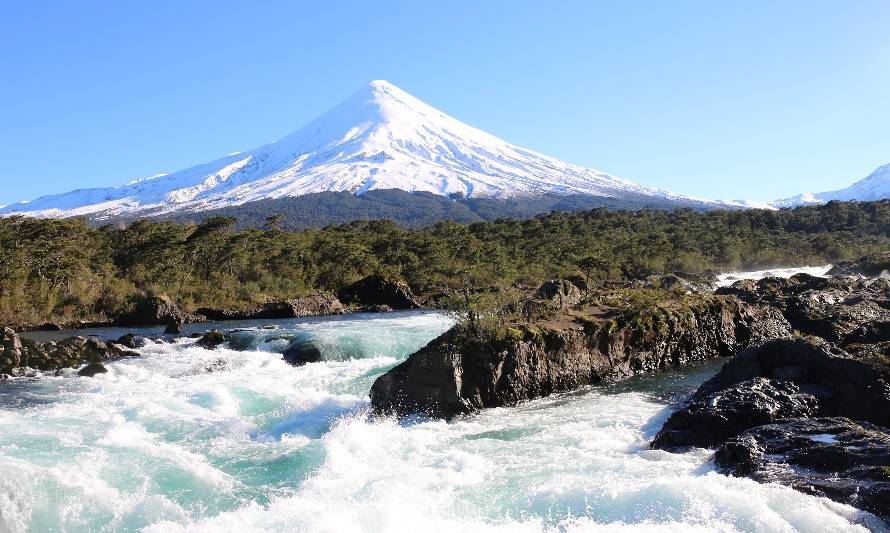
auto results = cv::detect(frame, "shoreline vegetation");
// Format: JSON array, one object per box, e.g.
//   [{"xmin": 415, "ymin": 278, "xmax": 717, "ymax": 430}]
[{"xmin": 3, "ymin": 199, "xmax": 890, "ymax": 330}]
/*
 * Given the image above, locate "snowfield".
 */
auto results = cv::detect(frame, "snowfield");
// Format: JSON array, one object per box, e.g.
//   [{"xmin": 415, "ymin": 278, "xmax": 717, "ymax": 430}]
[
  {"xmin": 771, "ymin": 163, "xmax": 890, "ymax": 207},
  {"xmin": 1, "ymin": 80, "xmax": 723, "ymax": 219}
]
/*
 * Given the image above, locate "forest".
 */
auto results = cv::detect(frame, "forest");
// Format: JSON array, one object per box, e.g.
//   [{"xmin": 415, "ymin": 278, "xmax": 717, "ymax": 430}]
[{"xmin": 2, "ymin": 199, "xmax": 890, "ymax": 327}]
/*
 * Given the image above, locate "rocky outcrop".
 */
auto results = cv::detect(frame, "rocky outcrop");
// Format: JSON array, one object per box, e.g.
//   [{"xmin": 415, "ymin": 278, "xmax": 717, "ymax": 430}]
[
  {"xmin": 1, "ymin": 327, "xmax": 23, "ymax": 371},
  {"xmin": 652, "ymin": 323, "xmax": 890, "ymax": 521},
  {"xmin": 651, "ymin": 378, "xmax": 819, "ymax": 449},
  {"xmin": 340, "ymin": 276, "xmax": 420, "ymax": 310},
  {"xmin": 827, "ymin": 252, "xmax": 890, "ymax": 277},
  {"xmin": 534, "ymin": 279, "xmax": 582, "ymax": 310},
  {"xmin": 715, "ymin": 418, "xmax": 890, "ymax": 524},
  {"xmin": 195, "ymin": 330, "xmax": 227, "ymax": 349},
  {"xmin": 1, "ymin": 328, "xmax": 139, "ymax": 376},
  {"xmin": 116, "ymin": 293, "xmax": 201, "ymax": 327},
  {"xmin": 77, "ymin": 362, "xmax": 108, "ymax": 377},
  {"xmin": 196, "ymin": 292, "xmax": 345, "ymax": 321},
  {"xmin": 691, "ymin": 337, "xmax": 890, "ymax": 427},
  {"xmin": 283, "ymin": 340, "xmax": 323, "ymax": 366},
  {"xmin": 716, "ymin": 273, "xmax": 890, "ymax": 344},
  {"xmin": 371, "ymin": 295, "xmax": 791, "ymax": 418},
  {"xmin": 115, "ymin": 333, "xmax": 149, "ymax": 349}
]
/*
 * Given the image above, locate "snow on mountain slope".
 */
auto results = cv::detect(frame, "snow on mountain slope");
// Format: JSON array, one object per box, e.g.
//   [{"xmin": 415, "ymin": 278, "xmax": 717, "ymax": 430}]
[
  {"xmin": 771, "ymin": 163, "xmax": 890, "ymax": 207},
  {"xmin": 1, "ymin": 80, "xmax": 721, "ymax": 218}
]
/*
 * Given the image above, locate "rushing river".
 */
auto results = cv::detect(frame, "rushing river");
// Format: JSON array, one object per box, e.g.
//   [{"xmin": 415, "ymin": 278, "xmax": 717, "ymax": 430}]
[{"xmin": 1, "ymin": 288, "xmax": 886, "ymax": 531}]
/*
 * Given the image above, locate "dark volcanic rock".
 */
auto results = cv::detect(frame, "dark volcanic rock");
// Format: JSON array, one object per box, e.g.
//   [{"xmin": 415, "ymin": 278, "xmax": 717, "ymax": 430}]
[
  {"xmin": 716, "ymin": 273, "xmax": 890, "ymax": 345},
  {"xmin": 115, "ymin": 333, "xmax": 148, "ymax": 349},
  {"xmin": 340, "ymin": 275, "xmax": 420, "ymax": 310},
  {"xmin": 195, "ymin": 330, "xmax": 227, "ymax": 349},
  {"xmin": 651, "ymin": 377, "xmax": 819, "ymax": 449},
  {"xmin": 117, "ymin": 293, "xmax": 199, "ymax": 327},
  {"xmin": 827, "ymin": 252, "xmax": 890, "ymax": 277},
  {"xmin": 283, "ymin": 340, "xmax": 323, "ymax": 366},
  {"xmin": 694, "ymin": 337, "xmax": 890, "ymax": 427},
  {"xmin": 4, "ymin": 332, "xmax": 137, "ymax": 375},
  {"xmin": 197, "ymin": 292, "xmax": 345, "ymax": 321},
  {"xmin": 164, "ymin": 322, "xmax": 182, "ymax": 335},
  {"xmin": 371, "ymin": 296, "xmax": 791, "ymax": 419},
  {"xmin": 715, "ymin": 417, "xmax": 890, "ymax": 524},
  {"xmin": 77, "ymin": 362, "xmax": 108, "ymax": 377}
]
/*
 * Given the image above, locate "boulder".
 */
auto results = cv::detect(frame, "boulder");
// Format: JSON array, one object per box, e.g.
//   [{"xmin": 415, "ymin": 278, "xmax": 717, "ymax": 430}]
[
  {"xmin": 117, "ymin": 293, "xmax": 195, "ymax": 327},
  {"xmin": 715, "ymin": 417, "xmax": 890, "ymax": 524},
  {"xmin": 535, "ymin": 279, "xmax": 583, "ymax": 309},
  {"xmin": 340, "ymin": 275, "xmax": 420, "ymax": 310},
  {"xmin": 371, "ymin": 296, "xmax": 791, "ymax": 419},
  {"xmin": 77, "ymin": 362, "xmax": 108, "ymax": 377},
  {"xmin": 115, "ymin": 333, "xmax": 148, "ymax": 349},
  {"xmin": 283, "ymin": 340, "xmax": 323, "ymax": 366},
  {"xmin": 693, "ymin": 337, "xmax": 890, "ymax": 427},
  {"xmin": 164, "ymin": 322, "xmax": 182, "ymax": 335},
  {"xmin": 651, "ymin": 377, "xmax": 819, "ymax": 449},
  {"xmin": 195, "ymin": 330, "xmax": 227, "ymax": 349},
  {"xmin": 1, "ymin": 327, "xmax": 23, "ymax": 373},
  {"xmin": 656, "ymin": 274, "xmax": 689, "ymax": 291}
]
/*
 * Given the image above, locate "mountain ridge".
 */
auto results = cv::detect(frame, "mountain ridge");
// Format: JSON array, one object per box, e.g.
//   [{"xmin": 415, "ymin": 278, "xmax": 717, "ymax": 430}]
[
  {"xmin": 771, "ymin": 163, "xmax": 890, "ymax": 207},
  {"xmin": 1, "ymin": 80, "xmax": 722, "ymax": 218}
]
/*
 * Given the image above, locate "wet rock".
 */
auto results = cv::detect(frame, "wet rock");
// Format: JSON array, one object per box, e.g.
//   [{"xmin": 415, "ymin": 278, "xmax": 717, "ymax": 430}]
[
  {"xmin": 535, "ymin": 279, "xmax": 583, "ymax": 309},
  {"xmin": 115, "ymin": 333, "xmax": 148, "ymax": 349},
  {"xmin": 340, "ymin": 275, "xmax": 420, "ymax": 310},
  {"xmin": 371, "ymin": 296, "xmax": 791, "ymax": 419},
  {"xmin": 715, "ymin": 417, "xmax": 890, "ymax": 524},
  {"xmin": 164, "ymin": 322, "xmax": 182, "ymax": 335},
  {"xmin": 195, "ymin": 330, "xmax": 227, "ymax": 349},
  {"xmin": 6, "ymin": 334, "xmax": 137, "ymax": 373},
  {"xmin": 694, "ymin": 337, "xmax": 890, "ymax": 427},
  {"xmin": 77, "ymin": 362, "xmax": 108, "ymax": 377},
  {"xmin": 283, "ymin": 340, "xmax": 323, "ymax": 366},
  {"xmin": 651, "ymin": 378, "xmax": 819, "ymax": 449}
]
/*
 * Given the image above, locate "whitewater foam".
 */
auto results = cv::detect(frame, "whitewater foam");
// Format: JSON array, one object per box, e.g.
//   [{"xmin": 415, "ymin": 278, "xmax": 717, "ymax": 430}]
[
  {"xmin": 0, "ymin": 309, "xmax": 884, "ymax": 532},
  {"xmin": 715, "ymin": 265, "xmax": 832, "ymax": 288}
]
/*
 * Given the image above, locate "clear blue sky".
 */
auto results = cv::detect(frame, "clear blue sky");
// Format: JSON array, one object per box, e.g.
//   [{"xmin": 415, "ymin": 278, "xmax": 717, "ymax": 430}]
[{"xmin": 2, "ymin": 0, "xmax": 889, "ymax": 205}]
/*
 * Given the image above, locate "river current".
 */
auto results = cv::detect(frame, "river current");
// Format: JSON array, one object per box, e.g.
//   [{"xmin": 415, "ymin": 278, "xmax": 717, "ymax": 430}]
[{"xmin": 1, "ymin": 266, "xmax": 885, "ymax": 532}]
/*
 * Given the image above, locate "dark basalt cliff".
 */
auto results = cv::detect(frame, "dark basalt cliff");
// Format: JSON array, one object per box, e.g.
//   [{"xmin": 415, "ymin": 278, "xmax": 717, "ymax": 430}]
[
  {"xmin": 654, "ymin": 273, "xmax": 890, "ymax": 524},
  {"xmin": 370, "ymin": 294, "xmax": 790, "ymax": 418}
]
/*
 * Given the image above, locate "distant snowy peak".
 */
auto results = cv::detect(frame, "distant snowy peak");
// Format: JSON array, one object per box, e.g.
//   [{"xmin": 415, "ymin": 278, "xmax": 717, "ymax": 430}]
[
  {"xmin": 2, "ymin": 80, "xmax": 722, "ymax": 219},
  {"xmin": 771, "ymin": 163, "xmax": 890, "ymax": 207}
]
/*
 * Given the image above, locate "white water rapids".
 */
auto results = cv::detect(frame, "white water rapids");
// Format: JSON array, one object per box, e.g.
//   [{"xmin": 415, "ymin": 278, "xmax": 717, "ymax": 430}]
[{"xmin": 1, "ymin": 272, "xmax": 886, "ymax": 532}]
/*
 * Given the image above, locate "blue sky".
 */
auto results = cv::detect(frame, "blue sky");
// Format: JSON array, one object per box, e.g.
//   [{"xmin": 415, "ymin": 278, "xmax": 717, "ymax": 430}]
[{"xmin": 1, "ymin": 0, "xmax": 889, "ymax": 205}]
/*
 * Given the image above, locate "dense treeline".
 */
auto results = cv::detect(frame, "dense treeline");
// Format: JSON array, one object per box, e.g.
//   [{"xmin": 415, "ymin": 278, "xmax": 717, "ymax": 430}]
[
  {"xmin": 159, "ymin": 189, "xmax": 714, "ymax": 229},
  {"xmin": 2, "ymin": 200, "xmax": 890, "ymax": 326}
]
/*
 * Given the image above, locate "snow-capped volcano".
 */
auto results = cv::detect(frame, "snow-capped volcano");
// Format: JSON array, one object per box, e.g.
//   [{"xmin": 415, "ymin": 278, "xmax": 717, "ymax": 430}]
[
  {"xmin": 772, "ymin": 163, "xmax": 890, "ymax": 207},
  {"xmin": 2, "ymin": 80, "xmax": 719, "ymax": 218}
]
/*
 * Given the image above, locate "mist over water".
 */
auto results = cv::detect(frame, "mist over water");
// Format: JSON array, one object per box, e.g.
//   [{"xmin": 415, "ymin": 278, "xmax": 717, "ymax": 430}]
[{"xmin": 0, "ymin": 309, "xmax": 884, "ymax": 532}]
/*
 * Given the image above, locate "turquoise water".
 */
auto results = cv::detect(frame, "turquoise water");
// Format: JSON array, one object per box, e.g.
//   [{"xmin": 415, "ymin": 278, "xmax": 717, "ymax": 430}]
[{"xmin": 0, "ymin": 311, "xmax": 885, "ymax": 532}]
